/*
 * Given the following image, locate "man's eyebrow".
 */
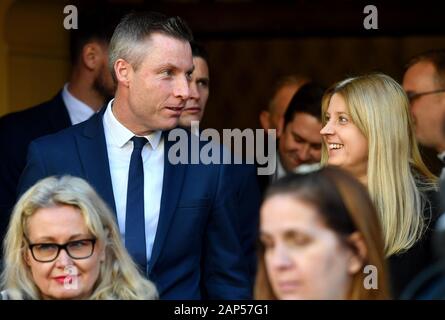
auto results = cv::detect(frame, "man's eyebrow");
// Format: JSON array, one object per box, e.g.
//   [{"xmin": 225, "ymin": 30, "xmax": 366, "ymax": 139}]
[
  {"xmin": 155, "ymin": 63, "xmax": 181, "ymax": 71},
  {"xmin": 156, "ymin": 62, "xmax": 175, "ymax": 69},
  {"xmin": 291, "ymin": 132, "xmax": 303, "ymax": 140},
  {"xmin": 154, "ymin": 63, "xmax": 195, "ymax": 75}
]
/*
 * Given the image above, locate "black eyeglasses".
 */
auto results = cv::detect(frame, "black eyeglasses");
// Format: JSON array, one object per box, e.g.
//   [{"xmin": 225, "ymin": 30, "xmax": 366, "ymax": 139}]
[
  {"xmin": 27, "ymin": 238, "xmax": 96, "ymax": 263},
  {"xmin": 406, "ymin": 89, "xmax": 445, "ymax": 103}
]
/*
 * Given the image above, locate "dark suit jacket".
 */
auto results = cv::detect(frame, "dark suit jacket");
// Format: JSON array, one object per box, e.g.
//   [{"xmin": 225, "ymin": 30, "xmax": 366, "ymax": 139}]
[
  {"xmin": 18, "ymin": 107, "xmax": 259, "ymax": 299},
  {"xmin": 0, "ymin": 92, "xmax": 70, "ymax": 245}
]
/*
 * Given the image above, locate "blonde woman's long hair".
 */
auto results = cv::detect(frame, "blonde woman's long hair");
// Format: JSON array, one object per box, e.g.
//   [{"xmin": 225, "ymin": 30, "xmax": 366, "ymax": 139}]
[
  {"xmin": 321, "ymin": 73, "xmax": 437, "ymax": 256},
  {"xmin": 1, "ymin": 175, "xmax": 158, "ymax": 300}
]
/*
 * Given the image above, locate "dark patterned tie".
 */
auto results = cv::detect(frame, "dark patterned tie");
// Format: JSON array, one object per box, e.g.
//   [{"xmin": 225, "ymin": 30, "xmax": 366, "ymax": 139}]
[{"xmin": 125, "ymin": 136, "xmax": 147, "ymax": 272}]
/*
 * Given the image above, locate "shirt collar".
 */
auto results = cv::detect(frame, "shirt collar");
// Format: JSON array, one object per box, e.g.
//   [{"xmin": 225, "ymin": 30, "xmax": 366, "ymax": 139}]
[
  {"xmin": 438, "ymin": 150, "xmax": 445, "ymax": 163},
  {"xmin": 62, "ymin": 83, "xmax": 95, "ymax": 125},
  {"xmin": 104, "ymin": 99, "xmax": 162, "ymax": 150}
]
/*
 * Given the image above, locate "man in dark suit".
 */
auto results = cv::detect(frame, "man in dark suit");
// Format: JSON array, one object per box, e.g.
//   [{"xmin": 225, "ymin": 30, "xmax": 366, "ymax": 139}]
[
  {"xmin": 18, "ymin": 12, "xmax": 259, "ymax": 300},
  {"xmin": 178, "ymin": 41, "xmax": 210, "ymax": 129},
  {"xmin": 177, "ymin": 42, "xmax": 259, "ymax": 286},
  {"xmin": 257, "ymin": 82, "xmax": 324, "ymax": 195},
  {"xmin": 0, "ymin": 10, "xmax": 117, "ymax": 247},
  {"xmin": 256, "ymin": 75, "xmax": 310, "ymax": 194}
]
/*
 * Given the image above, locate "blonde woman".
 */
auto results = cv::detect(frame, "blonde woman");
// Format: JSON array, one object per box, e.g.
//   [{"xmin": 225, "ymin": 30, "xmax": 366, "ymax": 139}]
[
  {"xmin": 1, "ymin": 175, "xmax": 157, "ymax": 300},
  {"xmin": 320, "ymin": 73, "xmax": 438, "ymax": 297}
]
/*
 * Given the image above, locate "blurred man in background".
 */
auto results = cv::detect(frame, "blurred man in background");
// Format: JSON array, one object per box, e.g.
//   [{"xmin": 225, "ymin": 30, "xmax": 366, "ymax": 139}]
[
  {"xmin": 403, "ymin": 49, "xmax": 445, "ymax": 179},
  {"xmin": 0, "ymin": 8, "xmax": 118, "ymax": 247},
  {"xmin": 274, "ymin": 82, "xmax": 324, "ymax": 181},
  {"xmin": 179, "ymin": 41, "xmax": 209, "ymax": 128},
  {"xmin": 259, "ymin": 74, "xmax": 309, "ymax": 135}
]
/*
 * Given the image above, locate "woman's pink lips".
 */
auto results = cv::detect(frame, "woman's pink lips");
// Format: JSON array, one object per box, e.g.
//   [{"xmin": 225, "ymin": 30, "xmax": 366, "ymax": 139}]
[{"xmin": 53, "ymin": 276, "xmax": 69, "ymax": 284}]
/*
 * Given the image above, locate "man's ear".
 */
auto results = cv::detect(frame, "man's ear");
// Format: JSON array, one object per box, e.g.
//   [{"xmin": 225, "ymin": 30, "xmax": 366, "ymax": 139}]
[
  {"xmin": 347, "ymin": 232, "xmax": 367, "ymax": 275},
  {"xmin": 81, "ymin": 42, "xmax": 102, "ymax": 70},
  {"xmin": 259, "ymin": 110, "xmax": 270, "ymax": 131},
  {"xmin": 114, "ymin": 59, "xmax": 132, "ymax": 87}
]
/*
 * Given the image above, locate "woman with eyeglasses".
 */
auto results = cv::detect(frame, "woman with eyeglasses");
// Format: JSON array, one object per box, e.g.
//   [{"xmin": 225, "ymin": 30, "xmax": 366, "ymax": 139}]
[{"xmin": 0, "ymin": 175, "xmax": 157, "ymax": 300}]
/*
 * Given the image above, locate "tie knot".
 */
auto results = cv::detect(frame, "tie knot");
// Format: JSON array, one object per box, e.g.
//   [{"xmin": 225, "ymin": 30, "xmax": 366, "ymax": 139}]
[{"xmin": 131, "ymin": 136, "xmax": 147, "ymax": 150}]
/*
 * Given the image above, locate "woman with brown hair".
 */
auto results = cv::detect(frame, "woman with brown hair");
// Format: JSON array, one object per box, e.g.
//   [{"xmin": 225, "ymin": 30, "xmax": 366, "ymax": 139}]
[{"xmin": 255, "ymin": 166, "xmax": 389, "ymax": 299}]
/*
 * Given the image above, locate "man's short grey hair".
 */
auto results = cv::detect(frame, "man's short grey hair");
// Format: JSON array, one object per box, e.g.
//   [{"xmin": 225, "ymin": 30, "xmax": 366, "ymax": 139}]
[{"xmin": 109, "ymin": 11, "xmax": 193, "ymax": 80}]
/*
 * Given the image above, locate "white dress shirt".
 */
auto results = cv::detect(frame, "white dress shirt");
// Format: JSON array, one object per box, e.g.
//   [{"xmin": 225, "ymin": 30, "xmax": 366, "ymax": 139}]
[
  {"xmin": 271, "ymin": 153, "xmax": 321, "ymax": 183},
  {"xmin": 438, "ymin": 150, "xmax": 445, "ymax": 181},
  {"xmin": 271, "ymin": 153, "xmax": 287, "ymax": 183},
  {"xmin": 62, "ymin": 83, "xmax": 95, "ymax": 125},
  {"xmin": 103, "ymin": 100, "xmax": 164, "ymax": 265},
  {"xmin": 438, "ymin": 150, "xmax": 445, "ymax": 163}
]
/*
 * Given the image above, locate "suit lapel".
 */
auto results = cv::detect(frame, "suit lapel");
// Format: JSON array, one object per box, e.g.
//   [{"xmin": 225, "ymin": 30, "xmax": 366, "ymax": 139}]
[
  {"xmin": 148, "ymin": 130, "xmax": 187, "ymax": 273},
  {"xmin": 76, "ymin": 107, "xmax": 116, "ymax": 213}
]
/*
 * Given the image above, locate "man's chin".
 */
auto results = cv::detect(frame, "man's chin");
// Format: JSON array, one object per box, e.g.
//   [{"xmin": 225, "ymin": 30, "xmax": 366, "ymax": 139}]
[
  {"xmin": 282, "ymin": 161, "xmax": 299, "ymax": 173},
  {"xmin": 157, "ymin": 118, "xmax": 180, "ymax": 131}
]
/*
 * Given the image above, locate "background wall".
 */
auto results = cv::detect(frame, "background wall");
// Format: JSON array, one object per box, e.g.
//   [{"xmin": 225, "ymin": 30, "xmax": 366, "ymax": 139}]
[
  {"xmin": 1, "ymin": 0, "xmax": 444, "ymax": 134},
  {"xmin": 3, "ymin": 0, "xmax": 70, "ymax": 115},
  {"xmin": 0, "ymin": 0, "xmax": 16, "ymax": 115},
  {"xmin": 203, "ymin": 36, "xmax": 445, "ymax": 130}
]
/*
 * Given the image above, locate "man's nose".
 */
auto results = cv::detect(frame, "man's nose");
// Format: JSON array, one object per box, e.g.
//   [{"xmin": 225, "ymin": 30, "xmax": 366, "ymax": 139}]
[
  {"xmin": 174, "ymin": 75, "xmax": 190, "ymax": 100},
  {"xmin": 298, "ymin": 144, "xmax": 311, "ymax": 161},
  {"xmin": 188, "ymin": 81, "xmax": 199, "ymax": 100}
]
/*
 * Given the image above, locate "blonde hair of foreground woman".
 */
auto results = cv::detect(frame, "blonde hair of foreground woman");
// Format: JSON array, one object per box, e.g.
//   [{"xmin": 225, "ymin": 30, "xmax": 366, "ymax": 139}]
[{"xmin": 1, "ymin": 175, "xmax": 157, "ymax": 299}]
